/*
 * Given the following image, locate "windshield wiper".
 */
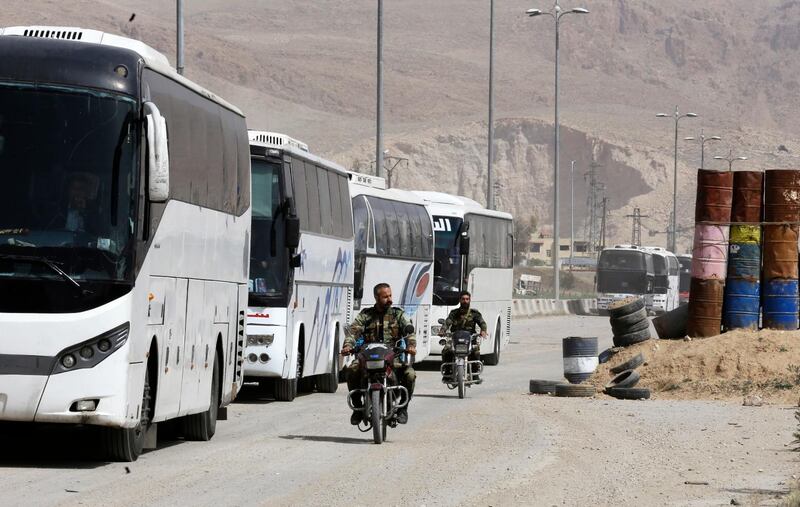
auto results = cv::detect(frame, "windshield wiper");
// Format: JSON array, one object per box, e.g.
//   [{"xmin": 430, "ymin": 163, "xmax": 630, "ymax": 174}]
[{"xmin": 0, "ymin": 254, "xmax": 89, "ymax": 294}]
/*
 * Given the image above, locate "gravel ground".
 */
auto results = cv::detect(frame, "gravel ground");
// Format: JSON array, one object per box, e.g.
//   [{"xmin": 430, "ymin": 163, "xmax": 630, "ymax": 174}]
[{"xmin": 0, "ymin": 315, "xmax": 796, "ymax": 506}]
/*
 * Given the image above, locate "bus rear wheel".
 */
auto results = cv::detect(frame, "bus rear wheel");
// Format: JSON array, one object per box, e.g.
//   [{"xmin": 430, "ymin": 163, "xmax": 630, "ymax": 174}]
[
  {"xmin": 183, "ymin": 354, "xmax": 220, "ymax": 441},
  {"xmin": 316, "ymin": 337, "xmax": 339, "ymax": 394},
  {"xmin": 103, "ymin": 366, "xmax": 151, "ymax": 462},
  {"xmin": 483, "ymin": 323, "xmax": 502, "ymax": 366}
]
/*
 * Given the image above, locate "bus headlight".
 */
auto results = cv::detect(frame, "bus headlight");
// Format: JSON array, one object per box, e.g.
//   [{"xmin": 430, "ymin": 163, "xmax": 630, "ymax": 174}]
[
  {"xmin": 52, "ymin": 323, "xmax": 129, "ymax": 375},
  {"xmin": 248, "ymin": 334, "xmax": 275, "ymax": 347}
]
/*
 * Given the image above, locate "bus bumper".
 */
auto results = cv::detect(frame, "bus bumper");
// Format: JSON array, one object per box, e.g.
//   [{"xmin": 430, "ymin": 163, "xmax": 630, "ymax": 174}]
[
  {"xmin": 0, "ymin": 344, "xmax": 136, "ymax": 427},
  {"xmin": 243, "ymin": 325, "xmax": 287, "ymax": 378}
]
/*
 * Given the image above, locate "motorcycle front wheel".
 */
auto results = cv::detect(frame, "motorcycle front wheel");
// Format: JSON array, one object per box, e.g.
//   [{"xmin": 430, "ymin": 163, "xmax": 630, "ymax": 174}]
[
  {"xmin": 457, "ymin": 363, "xmax": 465, "ymax": 399},
  {"xmin": 371, "ymin": 390, "xmax": 383, "ymax": 444}
]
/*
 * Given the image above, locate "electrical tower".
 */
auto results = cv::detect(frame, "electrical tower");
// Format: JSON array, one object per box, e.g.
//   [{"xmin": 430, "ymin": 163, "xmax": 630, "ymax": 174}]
[
  {"xmin": 584, "ymin": 159, "xmax": 605, "ymax": 253},
  {"xmin": 625, "ymin": 208, "xmax": 649, "ymax": 246},
  {"xmin": 599, "ymin": 197, "xmax": 609, "ymax": 253}
]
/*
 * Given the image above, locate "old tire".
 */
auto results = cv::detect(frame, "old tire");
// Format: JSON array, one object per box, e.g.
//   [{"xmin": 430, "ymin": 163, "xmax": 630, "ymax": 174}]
[
  {"xmin": 529, "ymin": 379, "xmax": 559, "ymax": 395},
  {"xmin": 606, "ymin": 387, "xmax": 651, "ymax": 400},
  {"xmin": 604, "ymin": 369, "xmax": 640, "ymax": 390},
  {"xmin": 554, "ymin": 383, "xmax": 596, "ymax": 397},
  {"xmin": 183, "ymin": 354, "xmax": 220, "ymax": 441},
  {"xmin": 609, "ymin": 352, "xmax": 645, "ymax": 374},
  {"xmin": 317, "ymin": 338, "xmax": 340, "ymax": 394},
  {"xmin": 598, "ymin": 347, "xmax": 620, "ymax": 364},
  {"xmin": 608, "ymin": 297, "xmax": 646, "ymax": 318},
  {"xmin": 609, "ymin": 308, "xmax": 648, "ymax": 327},
  {"xmin": 611, "ymin": 317, "xmax": 650, "ymax": 336},
  {"xmin": 613, "ymin": 328, "xmax": 651, "ymax": 347}
]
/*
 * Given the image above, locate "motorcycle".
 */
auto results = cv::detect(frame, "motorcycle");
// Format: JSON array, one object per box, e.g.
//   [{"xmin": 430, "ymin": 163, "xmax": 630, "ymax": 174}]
[
  {"xmin": 438, "ymin": 319, "xmax": 483, "ymax": 399},
  {"xmin": 344, "ymin": 325, "xmax": 414, "ymax": 444}
]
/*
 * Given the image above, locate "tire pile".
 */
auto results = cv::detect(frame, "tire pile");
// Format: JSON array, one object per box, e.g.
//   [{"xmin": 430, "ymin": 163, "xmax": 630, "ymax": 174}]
[
  {"xmin": 529, "ymin": 379, "xmax": 596, "ymax": 397},
  {"xmin": 608, "ymin": 297, "xmax": 651, "ymax": 347},
  {"xmin": 602, "ymin": 352, "xmax": 650, "ymax": 399}
]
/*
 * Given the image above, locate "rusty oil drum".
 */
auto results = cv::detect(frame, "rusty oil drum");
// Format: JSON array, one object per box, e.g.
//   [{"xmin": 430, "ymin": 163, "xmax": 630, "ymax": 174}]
[
  {"xmin": 695, "ymin": 169, "xmax": 733, "ymax": 223},
  {"xmin": 762, "ymin": 224, "xmax": 799, "ymax": 280},
  {"xmin": 731, "ymin": 170, "xmax": 763, "ymax": 223},
  {"xmin": 687, "ymin": 278, "xmax": 724, "ymax": 338},
  {"xmin": 764, "ymin": 169, "xmax": 800, "ymax": 222}
]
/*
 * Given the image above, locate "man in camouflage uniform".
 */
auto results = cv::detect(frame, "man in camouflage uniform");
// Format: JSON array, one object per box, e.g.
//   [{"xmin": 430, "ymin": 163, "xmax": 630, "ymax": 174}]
[
  {"xmin": 343, "ymin": 283, "xmax": 416, "ymax": 425},
  {"xmin": 439, "ymin": 290, "xmax": 487, "ymax": 381}
]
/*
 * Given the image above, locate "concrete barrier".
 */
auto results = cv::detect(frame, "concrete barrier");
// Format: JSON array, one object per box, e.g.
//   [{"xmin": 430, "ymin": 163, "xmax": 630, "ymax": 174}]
[{"xmin": 512, "ymin": 298, "xmax": 597, "ymax": 318}]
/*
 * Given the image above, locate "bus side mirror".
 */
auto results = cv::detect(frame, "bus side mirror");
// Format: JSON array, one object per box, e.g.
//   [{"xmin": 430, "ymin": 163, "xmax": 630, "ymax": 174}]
[
  {"xmin": 289, "ymin": 253, "xmax": 302, "ymax": 269},
  {"xmin": 460, "ymin": 234, "xmax": 470, "ymax": 255},
  {"xmin": 144, "ymin": 102, "xmax": 169, "ymax": 202},
  {"xmin": 286, "ymin": 215, "xmax": 300, "ymax": 249}
]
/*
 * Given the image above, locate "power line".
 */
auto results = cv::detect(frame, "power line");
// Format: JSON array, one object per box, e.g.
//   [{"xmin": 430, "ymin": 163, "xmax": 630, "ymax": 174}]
[{"xmin": 624, "ymin": 207, "xmax": 649, "ymax": 246}]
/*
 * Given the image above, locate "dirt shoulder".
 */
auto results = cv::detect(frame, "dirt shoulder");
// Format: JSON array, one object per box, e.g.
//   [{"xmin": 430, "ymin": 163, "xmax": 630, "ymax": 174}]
[{"xmin": 590, "ymin": 330, "xmax": 800, "ymax": 404}]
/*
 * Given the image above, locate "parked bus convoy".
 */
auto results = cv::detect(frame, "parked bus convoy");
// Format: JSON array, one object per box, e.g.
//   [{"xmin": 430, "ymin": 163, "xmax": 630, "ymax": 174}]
[
  {"xmin": 595, "ymin": 244, "xmax": 684, "ymax": 316},
  {"xmin": 0, "ymin": 27, "xmax": 514, "ymax": 461}
]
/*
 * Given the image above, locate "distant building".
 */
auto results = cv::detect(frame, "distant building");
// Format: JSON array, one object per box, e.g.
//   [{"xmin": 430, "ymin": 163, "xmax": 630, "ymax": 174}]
[{"xmin": 520, "ymin": 228, "xmax": 595, "ymax": 268}]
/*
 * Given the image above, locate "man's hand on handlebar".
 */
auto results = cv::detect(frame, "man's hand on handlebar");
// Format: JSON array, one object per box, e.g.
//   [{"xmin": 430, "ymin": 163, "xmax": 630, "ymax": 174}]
[
  {"xmin": 480, "ymin": 331, "xmax": 488, "ymax": 339},
  {"xmin": 406, "ymin": 346, "xmax": 417, "ymax": 356},
  {"xmin": 340, "ymin": 346, "xmax": 352, "ymax": 356}
]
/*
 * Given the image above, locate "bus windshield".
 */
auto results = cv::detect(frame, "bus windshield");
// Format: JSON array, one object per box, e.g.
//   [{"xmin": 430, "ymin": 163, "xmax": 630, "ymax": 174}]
[
  {"xmin": 678, "ymin": 256, "xmax": 691, "ymax": 292},
  {"xmin": 597, "ymin": 250, "xmax": 650, "ymax": 294},
  {"xmin": 248, "ymin": 159, "xmax": 289, "ymax": 306},
  {"xmin": 0, "ymin": 82, "xmax": 137, "ymax": 282},
  {"xmin": 433, "ymin": 216, "xmax": 463, "ymax": 305}
]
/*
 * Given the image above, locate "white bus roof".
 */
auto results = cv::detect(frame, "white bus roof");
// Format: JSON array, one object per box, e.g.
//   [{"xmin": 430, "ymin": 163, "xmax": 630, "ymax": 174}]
[
  {"xmin": 411, "ymin": 190, "xmax": 513, "ymax": 220},
  {"xmin": 349, "ymin": 176, "xmax": 427, "ymax": 206},
  {"xmin": 0, "ymin": 25, "xmax": 244, "ymax": 116},
  {"xmin": 248, "ymin": 130, "xmax": 349, "ymax": 177},
  {"xmin": 637, "ymin": 245, "xmax": 677, "ymax": 257}
]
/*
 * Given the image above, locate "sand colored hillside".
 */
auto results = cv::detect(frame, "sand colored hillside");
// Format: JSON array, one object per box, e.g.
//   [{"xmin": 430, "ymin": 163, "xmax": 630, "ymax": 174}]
[{"xmin": 590, "ymin": 329, "xmax": 800, "ymax": 405}]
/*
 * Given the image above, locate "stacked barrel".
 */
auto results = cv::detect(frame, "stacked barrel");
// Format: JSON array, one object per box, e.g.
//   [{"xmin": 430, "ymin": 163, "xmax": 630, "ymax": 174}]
[
  {"xmin": 722, "ymin": 171, "xmax": 763, "ymax": 330},
  {"xmin": 688, "ymin": 170, "xmax": 733, "ymax": 337},
  {"xmin": 762, "ymin": 170, "xmax": 800, "ymax": 330}
]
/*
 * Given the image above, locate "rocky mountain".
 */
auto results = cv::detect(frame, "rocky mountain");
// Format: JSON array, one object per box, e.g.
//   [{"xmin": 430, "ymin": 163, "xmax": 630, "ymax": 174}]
[{"xmin": 5, "ymin": 0, "xmax": 800, "ymax": 251}]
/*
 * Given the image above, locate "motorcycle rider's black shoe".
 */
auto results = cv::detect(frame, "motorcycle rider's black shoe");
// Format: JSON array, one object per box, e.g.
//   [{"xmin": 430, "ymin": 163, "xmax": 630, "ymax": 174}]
[
  {"xmin": 350, "ymin": 410, "xmax": 362, "ymax": 425},
  {"xmin": 396, "ymin": 408, "xmax": 408, "ymax": 425}
]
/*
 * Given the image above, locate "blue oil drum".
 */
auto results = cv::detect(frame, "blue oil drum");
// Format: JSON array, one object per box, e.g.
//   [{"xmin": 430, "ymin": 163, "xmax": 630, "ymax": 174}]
[
  {"xmin": 727, "ymin": 243, "xmax": 761, "ymax": 280},
  {"xmin": 762, "ymin": 278, "xmax": 799, "ymax": 330},
  {"xmin": 722, "ymin": 278, "xmax": 760, "ymax": 330}
]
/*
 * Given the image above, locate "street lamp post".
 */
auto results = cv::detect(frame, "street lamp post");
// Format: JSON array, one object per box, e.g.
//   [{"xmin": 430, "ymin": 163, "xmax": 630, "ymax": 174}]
[
  {"xmin": 684, "ymin": 128, "xmax": 721, "ymax": 169},
  {"xmin": 657, "ymin": 105, "xmax": 697, "ymax": 253},
  {"xmin": 526, "ymin": 1, "xmax": 589, "ymax": 300},
  {"xmin": 714, "ymin": 149, "xmax": 748, "ymax": 172}
]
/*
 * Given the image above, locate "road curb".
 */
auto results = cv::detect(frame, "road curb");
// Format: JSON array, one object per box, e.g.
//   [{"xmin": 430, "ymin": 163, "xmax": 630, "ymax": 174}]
[{"xmin": 513, "ymin": 298, "xmax": 596, "ymax": 318}]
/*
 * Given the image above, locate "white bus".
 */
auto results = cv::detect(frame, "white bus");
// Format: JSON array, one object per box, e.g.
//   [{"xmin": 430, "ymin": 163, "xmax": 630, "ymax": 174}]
[
  {"xmin": 640, "ymin": 246, "xmax": 680, "ymax": 314},
  {"xmin": 245, "ymin": 132, "xmax": 354, "ymax": 401},
  {"xmin": 349, "ymin": 173, "xmax": 435, "ymax": 360},
  {"xmin": 0, "ymin": 27, "xmax": 251, "ymax": 461},
  {"xmin": 596, "ymin": 245, "xmax": 655, "ymax": 315},
  {"xmin": 412, "ymin": 192, "xmax": 513, "ymax": 366}
]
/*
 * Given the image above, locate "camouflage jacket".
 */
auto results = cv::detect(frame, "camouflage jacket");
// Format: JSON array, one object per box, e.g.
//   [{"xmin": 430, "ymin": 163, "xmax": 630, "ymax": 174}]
[
  {"xmin": 346, "ymin": 306, "xmax": 416, "ymax": 349},
  {"xmin": 444, "ymin": 307, "xmax": 487, "ymax": 335}
]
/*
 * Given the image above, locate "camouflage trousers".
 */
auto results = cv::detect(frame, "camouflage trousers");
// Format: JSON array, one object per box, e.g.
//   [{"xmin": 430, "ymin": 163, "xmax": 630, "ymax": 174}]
[{"xmin": 345, "ymin": 362, "xmax": 416, "ymax": 407}]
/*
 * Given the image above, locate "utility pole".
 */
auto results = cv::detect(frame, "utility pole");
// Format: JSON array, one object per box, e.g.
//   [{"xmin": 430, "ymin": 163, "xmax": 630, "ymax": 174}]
[
  {"xmin": 375, "ymin": 0, "xmax": 385, "ymax": 178},
  {"xmin": 666, "ymin": 211, "xmax": 674, "ymax": 251},
  {"xmin": 487, "ymin": 0, "xmax": 496, "ymax": 210},
  {"xmin": 625, "ymin": 207, "xmax": 649, "ymax": 246},
  {"xmin": 584, "ymin": 159, "xmax": 604, "ymax": 253},
  {"xmin": 176, "ymin": 0, "xmax": 185, "ymax": 75},
  {"xmin": 600, "ymin": 197, "xmax": 609, "ymax": 252}
]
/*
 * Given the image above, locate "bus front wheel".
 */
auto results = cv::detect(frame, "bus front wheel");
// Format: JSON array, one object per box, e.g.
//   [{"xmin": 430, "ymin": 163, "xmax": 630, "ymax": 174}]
[{"xmin": 103, "ymin": 365, "xmax": 151, "ymax": 462}]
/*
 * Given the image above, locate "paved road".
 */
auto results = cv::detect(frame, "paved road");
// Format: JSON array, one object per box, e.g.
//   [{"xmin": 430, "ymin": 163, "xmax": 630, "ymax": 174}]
[{"xmin": 0, "ymin": 316, "xmax": 795, "ymax": 506}]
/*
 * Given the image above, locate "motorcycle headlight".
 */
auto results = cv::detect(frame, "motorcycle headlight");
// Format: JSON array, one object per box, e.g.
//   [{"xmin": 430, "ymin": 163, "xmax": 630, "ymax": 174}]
[
  {"xmin": 53, "ymin": 323, "xmax": 129, "ymax": 374},
  {"xmin": 248, "ymin": 334, "xmax": 275, "ymax": 347},
  {"xmin": 366, "ymin": 360, "xmax": 385, "ymax": 370}
]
